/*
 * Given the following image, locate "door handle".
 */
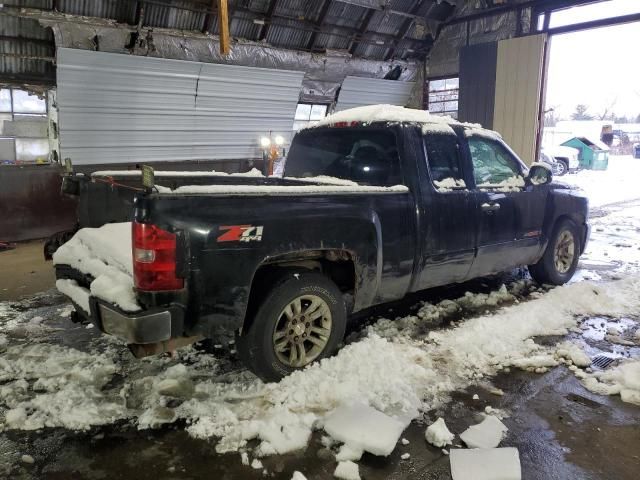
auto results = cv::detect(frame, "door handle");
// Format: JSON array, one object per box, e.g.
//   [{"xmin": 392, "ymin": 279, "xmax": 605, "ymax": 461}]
[{"xmin": 481, "ymin": 202, "xmax": 501, "ymax": 212}]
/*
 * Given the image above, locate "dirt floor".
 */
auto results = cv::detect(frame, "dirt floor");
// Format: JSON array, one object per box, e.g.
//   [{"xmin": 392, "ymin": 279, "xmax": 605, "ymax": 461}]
[{"xmin": 0, "ymin": 241, "xmax": 55, "ymax": 301}]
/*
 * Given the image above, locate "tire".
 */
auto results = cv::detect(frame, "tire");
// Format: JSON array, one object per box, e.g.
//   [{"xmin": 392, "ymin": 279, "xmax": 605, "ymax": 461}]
[
  {"xmin": 529, "ymin": 219, "xmax": 581, "ymax": 286},
  {"xmin": 237, "ymin": 271, "xmax": 346, "ymax": 382},
  {"xmin": 554, "ymin": 159, "xmax": 568, "ymax": 176}
]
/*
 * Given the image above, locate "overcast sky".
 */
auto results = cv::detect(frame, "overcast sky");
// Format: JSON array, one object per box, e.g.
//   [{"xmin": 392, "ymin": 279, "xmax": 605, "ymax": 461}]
[{"xmin": 545, "ymin": 0, "xmax": 640, "ymax": 120}]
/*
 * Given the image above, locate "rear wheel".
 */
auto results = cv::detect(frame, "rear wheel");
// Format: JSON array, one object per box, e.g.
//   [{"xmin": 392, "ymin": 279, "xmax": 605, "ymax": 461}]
[
  {"xmin": 529, "ymin": 219, "xmax": 581, "ymax": 285},
  {"xmin": 237, "ymin": 272, "xmax": 346, "ymax": 382}
]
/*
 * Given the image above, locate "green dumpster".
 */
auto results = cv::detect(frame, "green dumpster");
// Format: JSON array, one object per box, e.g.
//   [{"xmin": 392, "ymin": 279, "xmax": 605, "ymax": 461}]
[{"xmin": 561, "ymin": 137, "xmax": 609, "ymax": 170}]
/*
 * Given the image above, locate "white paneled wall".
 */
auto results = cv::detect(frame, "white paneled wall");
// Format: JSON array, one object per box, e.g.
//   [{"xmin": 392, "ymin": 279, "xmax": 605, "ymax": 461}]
[
  {"xmin": 335, "ymin": 76, "xmax": 415, "ymax": 112},
  {"xmin": 56, "ymin": 48, "xmax": 304, "ymax": 165}
]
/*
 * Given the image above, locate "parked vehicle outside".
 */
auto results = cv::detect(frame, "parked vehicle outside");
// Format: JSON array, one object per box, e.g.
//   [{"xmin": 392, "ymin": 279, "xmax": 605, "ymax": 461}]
[
  {"xmin": 540, "ymin": 146, "xmax": 580, "ymax": 176},
  {"xmin": 51, "ymin": 105, "xmax": 591, "ymax": 381}
]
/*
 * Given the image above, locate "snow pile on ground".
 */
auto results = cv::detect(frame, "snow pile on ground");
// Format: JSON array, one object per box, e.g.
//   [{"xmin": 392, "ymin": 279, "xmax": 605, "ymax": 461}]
[
  {"xmin": 559, "ymin": 155, "xmax": 640, "ymax": 207},
  {"xmin": 425, "ymin": 417, "xmax": 454, "ymax": 447},
  {"xmin": 53, "ymin": 222, "xmax": 139, "ymax": 312},
  {"xmin": 579, "ymin": 201, "xmax": 640, "ymax": 276},
  {"xmin": 2, "ymin": 275, "xmax": 639, "ymax": 458},
  {"xmin": 0, "ymin": 343, "xmax": 125, "ymax": 431},
  {"xmin": 182, "ymin": 334, "xmax": 435, "ymax": 455},
  {"xmin": 581, "ymin": 359, "xmax": 640, "ymax": 406},
  {"xmin": 372, "ymin": 283, "xmax": 519, "ymax": 339}
]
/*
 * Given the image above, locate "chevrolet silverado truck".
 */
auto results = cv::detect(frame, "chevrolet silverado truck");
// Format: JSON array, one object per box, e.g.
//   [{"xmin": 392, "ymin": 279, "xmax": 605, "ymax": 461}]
[{"xmin": 53, "ymin": 106, "xmax": 590, "ymax": 381}]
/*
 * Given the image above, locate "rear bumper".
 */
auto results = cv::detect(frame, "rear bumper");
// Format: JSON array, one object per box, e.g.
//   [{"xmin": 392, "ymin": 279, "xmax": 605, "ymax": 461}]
[
  {"xmin": 582, "ymin": 222, "xmax": 591, "ymax": 253},
  {"xmin": 94, "ymin": 301, "xmax": 172, "ymax": 344},
  {"xmin": 55, "ymin": 265, "xmax": 185, "ymax": 344}
]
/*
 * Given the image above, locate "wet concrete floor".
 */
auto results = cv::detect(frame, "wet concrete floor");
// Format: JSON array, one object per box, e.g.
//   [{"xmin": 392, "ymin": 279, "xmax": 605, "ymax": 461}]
[
  {"xmin": 2, "ymin": 281, "xmax": 639, "ymax": 480},
  {"xmin": 4, "ymin": 365, "xmax": 639, "ymax": 480}
]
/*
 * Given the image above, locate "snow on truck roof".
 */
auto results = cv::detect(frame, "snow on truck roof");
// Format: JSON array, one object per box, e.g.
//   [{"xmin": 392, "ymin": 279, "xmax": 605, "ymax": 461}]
[{"xmin": 306, "ymin": 104, "xmax": 499, "ymax": 137}]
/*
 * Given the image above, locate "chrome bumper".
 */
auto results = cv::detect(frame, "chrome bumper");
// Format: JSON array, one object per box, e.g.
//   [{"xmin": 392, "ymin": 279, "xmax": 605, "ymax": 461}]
[{"xmin": 98, "ymin": 303, "xmax": 172, "ymax": 344}]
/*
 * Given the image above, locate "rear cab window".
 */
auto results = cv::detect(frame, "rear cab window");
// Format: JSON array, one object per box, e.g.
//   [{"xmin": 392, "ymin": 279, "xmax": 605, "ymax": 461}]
[
  {"xmin": 284, "ymin": 127, "xmax": 402, "ymax": 186},
  {"xmin": 423, "ymin": 127, "xmax": 467, "ymax": 192},
  {"xmin": 467, "ymin": 134, "xmax": 526, "ymax": 191}
]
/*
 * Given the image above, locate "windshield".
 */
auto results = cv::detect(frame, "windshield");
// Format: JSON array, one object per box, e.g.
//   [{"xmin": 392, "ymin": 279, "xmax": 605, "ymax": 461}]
[{"xmin": 284, "ymin": 128, "xmax": 402, "ymax": 186}]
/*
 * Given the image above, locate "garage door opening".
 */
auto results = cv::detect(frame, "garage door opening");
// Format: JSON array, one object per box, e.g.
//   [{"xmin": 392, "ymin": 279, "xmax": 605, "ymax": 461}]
[{"xmin": 540, "ymin": 0, "xmax": 640, "ymax": 207}]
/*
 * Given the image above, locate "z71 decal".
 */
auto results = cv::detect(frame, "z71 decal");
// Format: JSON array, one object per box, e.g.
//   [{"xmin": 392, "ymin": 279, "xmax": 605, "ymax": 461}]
[{"xmin": 217, "ymin": 225, "xmax": 264, "ymax": 243}]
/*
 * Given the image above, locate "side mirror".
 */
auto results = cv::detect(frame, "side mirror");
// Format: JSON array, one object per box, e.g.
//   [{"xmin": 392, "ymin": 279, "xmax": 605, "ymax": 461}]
[{"xmin": 528, "ymin": 164, "xmax": 552, "ymax": 186}]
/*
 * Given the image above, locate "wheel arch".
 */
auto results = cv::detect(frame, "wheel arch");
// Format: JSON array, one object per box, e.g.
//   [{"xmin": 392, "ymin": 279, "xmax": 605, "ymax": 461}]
[{"xmin": 242, "ymin": 249, "xmax": 356, "ymax": 334}]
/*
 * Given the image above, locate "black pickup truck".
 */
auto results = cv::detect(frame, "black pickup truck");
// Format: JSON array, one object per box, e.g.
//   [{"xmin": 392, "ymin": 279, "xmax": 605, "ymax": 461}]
[{"xmin": 53, "ymin": 107, "xmax": 590, "ymax": 381}]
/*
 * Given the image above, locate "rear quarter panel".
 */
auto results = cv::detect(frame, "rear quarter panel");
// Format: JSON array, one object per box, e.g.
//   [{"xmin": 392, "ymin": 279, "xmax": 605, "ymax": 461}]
[{"xmin": 139, "ymin": 191, "xmax": 415, "ymax": 337}]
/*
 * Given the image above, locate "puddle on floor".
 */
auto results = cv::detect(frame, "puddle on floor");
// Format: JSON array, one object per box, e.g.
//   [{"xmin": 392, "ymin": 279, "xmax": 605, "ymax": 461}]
[{"xmin": 571, "ymin": 316, "xmax": 640, "ymax": 363}]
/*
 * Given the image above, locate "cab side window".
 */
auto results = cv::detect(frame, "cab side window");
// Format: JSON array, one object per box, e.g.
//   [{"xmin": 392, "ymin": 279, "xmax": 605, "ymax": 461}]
[
  {"xmin": 424, "ymin": 131, "xmax": 466, "ymax": 189},
  {"xmin": 468, "ymin": 136, "xmax": 523, "ymax": 187}
]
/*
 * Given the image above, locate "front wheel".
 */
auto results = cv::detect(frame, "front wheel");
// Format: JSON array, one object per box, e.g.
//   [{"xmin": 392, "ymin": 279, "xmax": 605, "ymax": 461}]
[
  {"xmin": 237, "ymin": 272, "xmax": 346, "ymax": 382},
  {"xmin": 529, "ymin": 219, "xmax": 581, "ymax": 285},
  {"xmin": 553, "ymin": 159, "xmax": 568, "ymax": 176}
]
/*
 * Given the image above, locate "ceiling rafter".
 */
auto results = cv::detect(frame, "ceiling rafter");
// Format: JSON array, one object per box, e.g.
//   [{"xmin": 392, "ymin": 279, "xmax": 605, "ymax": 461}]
[
  {"xmin": 384, "ymin": 0, "xmax": 426, "ymax": 61},
  {"xmin": 258, "ymin": 0, "xmax": 280, "ymax": 41},
  {"xmin": 306, "ymin": 0, "xmax": 332, "ymax": 52},
  {"xmin": 348, "ymin": 7, "xmax": 376, "ymax": 55}
]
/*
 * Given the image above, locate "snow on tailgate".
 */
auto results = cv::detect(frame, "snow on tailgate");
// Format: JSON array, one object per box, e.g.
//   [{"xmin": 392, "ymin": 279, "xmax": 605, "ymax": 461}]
[{"xmin": 53, "ymin": 222, "xmax": 140, "ymax": 312}]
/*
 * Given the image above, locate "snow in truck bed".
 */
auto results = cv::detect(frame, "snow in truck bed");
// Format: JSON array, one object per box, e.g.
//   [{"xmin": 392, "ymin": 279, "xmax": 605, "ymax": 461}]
[{"xmin": 53, "ymin": 222, "xmax": 140, "ymax": 312}]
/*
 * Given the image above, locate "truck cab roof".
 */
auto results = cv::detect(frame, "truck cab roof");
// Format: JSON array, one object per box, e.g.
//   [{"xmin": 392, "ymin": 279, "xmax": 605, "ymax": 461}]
[{"xmin": 305, "ymin": 104, "xmax": 498, "ymax": 138}]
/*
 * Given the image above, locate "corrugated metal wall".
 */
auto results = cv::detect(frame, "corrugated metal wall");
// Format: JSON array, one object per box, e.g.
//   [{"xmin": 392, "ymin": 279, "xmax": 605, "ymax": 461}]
[
  {"xmin": 493, "ymin": 34, "xmax": 546, "ymax": 165},
  {"xmin": 56, "ymin": 48, "xmax": 304, "ymax": 165},
  {"xmin": 458, "ymin": 41, "xmax": 498, "ymax": 129},
  {"xmin": 334, "ymin": 76, "xmax": 415, "ymax": 112}
]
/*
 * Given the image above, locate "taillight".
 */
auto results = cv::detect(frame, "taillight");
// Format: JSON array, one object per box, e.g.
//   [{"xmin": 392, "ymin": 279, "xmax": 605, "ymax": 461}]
[{"xmin": 132, "ymin": 222, "xmax": 184, "ymax": 291}]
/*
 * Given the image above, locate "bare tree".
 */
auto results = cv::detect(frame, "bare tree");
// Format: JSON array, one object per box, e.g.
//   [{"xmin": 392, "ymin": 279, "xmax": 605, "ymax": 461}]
[
  {"xmin": 571, "ymin": 104, "xmax": 593, "ymax": 121},
  {"xmin": 598, "ymin": 97, "xmax": 618, "ymax": 121}
]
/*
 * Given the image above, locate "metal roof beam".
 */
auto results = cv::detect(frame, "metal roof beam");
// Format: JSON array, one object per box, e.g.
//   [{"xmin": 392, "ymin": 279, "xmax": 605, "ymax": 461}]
[
  {"xmin": 443, "ymin": 0, "xmax": 602, "ymax": 26},
  {"xmin": 258, "ymin": 0, "xmax": 279, "ymax": 41},
  {"xmin": 384, "ymin": 0, "xmax": 426, "ymax": 61},
  {"xmin": 348, "ymin": 7, "xmax": 375, "ymax": 54},
  {"xmin": 306, "ymin": 0, "xmax": 332, "ymax": 51}
]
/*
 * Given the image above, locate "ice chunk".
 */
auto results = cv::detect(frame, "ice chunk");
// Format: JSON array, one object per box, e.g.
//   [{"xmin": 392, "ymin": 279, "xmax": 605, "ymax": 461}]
[
  {"xmin": 21, "ymin": 454, "xmax": 35, "ymax": 464},
  {"xmin": 251, "ymin": 459, "xmax": 263, "ymax": 469},
  {"xmin": 400, "ymin": 453, "xmax": 410, "ymax": 460},
  {"xmin": 240, "ymin": 452, "xmax": 249, "ymax": 466},
  {"xmin": 450, "ymin": 448, "xmax": 521, "ymax": 480},
  {"xmin": 425, "ymin": 417, "xmax": 455, "ymax": 448},
  {"xmin": 333, "ymin": 461, "xmax": 360, "ymax": 480},
  {"xmin": 460, "ymin": 416, "xmax": 508, "ymax": 449},
  {"xmin": 291, "ymin": 472, "xmax": 307, "ymax": 480},
  {"xmin": 156, "ymin": 378, "xmax": 195, "ymax": 399},
  {"xmin": 335, "ymin": 444, "xmax": 363, "ymax": 462},
  {"xmin": 324, "ymin": 403, "xmax": 406, "ymax": 456},
  {"xmin": 401, "ymin": 438, "xmax": 410, "ymax": 445}
]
